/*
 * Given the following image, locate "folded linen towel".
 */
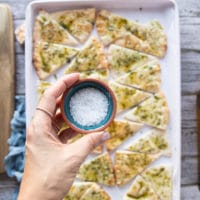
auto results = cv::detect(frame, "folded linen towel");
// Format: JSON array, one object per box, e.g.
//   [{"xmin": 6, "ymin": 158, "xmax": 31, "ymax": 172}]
[{"xmin": 4, "ymin": 96, "xmax": 26, "ymax": 200}]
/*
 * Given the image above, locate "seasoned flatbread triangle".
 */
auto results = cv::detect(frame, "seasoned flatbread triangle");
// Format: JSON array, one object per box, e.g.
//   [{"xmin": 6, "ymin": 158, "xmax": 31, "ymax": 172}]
[
  {"xmin": 114, "ymin": 20, "xmax": 167, "ymax": 58},
  {"xmin": 80, "ymin": 68, "xmax": 109, "ymax": 83},
  {"xmin": 65, "ymin": 37, "xmax": 108, "ymax": 74},
  {"xmin": 108, "ymin": 45, "xmax": 158, "ymax": 78},
  {"xmin": 37, "ymin": 81, "xmax": 51, "ymax": 100},
  {"xmin": 51, "ymin": 8, "xmax": 95, "ymax": 43},
  {"xmin": 127, "ymin": 129, "xmax": 171, "ymax": 156},
  {"xmin": 109, "ymin": 81, "xmax": 151, "ymax": 113},
  {"xmin": 33, "ymin": 41, "xmax": 78, "ymax": 80},
  {"xmin": 78, "ymin": 152, "xmax": 115, "ymax": 186},
  {"xmin": 80, "ymin": 183, "xmax": 111, "ymax": 200},
  {"xmin": 116, "ymin": 62, "xmax": 161, "ymax": 93},
  {"xmin": 105, "ymin": 120, "xmax": 143, "ymax": 151},
  {"xmin": 141, "ymin": 165, "xmax": 172, "ymax": 200},
  {"xmin": 96, "ymin": 10, "xmax": 167, "ymax": 57},
  {"xmin": 125, "ymin": 92, "xmax": 169, "ymax": 130},
  {"xmin": 124, "ymin": 175, "xmax": 159, "ymax": 200},
  {"xmin": 33, "ymin": 10, "xmax": 78, "ymax": 46},
  {"xmin": 114, "ymin": 150, "xmax": 160, "ymax": 186},
  {"xmin": 63, "ymin": 182, "xmax": 93, "ymax": 200}
]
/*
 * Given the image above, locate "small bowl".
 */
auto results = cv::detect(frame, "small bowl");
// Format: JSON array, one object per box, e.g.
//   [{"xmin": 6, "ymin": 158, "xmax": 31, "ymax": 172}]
[{"xmin": 60, "ymin": 78, "xmax": 117, "ymax": 134}]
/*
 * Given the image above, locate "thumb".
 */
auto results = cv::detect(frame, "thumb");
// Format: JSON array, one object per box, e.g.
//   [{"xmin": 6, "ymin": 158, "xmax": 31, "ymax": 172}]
[{"xmin": 70, "ymin": 131, "xmax": 110, "ymax": 156}]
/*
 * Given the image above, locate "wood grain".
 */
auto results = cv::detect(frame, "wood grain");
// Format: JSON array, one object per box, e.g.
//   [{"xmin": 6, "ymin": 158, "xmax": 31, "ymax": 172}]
[{"xmin": 0, "ymin": 4, "xmax": 15, "ymax": 173}]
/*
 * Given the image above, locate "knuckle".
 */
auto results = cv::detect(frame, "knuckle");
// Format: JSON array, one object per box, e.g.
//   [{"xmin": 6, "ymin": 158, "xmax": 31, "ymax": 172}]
[{"xmin": 87, "ymin": 135, "xmax": 98, "ymax": 151}]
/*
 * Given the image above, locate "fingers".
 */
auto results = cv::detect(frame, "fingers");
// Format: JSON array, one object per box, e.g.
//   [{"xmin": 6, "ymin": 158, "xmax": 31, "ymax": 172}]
[
  {"xmin": 59, "ymin": 128, "xmax": 79, "ymax": 144},
  {"xmin": 69, "ymin": 132, "xmax": 110, "ymax": 157},
  {"xmin": 35, "ymin": 73, "xmax": 79, "ymax": 123}
]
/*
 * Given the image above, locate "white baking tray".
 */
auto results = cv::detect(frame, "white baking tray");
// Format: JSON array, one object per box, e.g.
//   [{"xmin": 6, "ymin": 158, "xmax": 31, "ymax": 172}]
[{"xmin": 25, "ymin": 0, "xmax": 181, "ymax": 199}]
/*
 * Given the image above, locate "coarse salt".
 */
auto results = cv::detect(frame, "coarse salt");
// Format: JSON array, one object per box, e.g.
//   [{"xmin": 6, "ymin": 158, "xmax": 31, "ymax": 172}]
[{"xmin": 69, "ymin": 87, "xmax": 109, "ymax": 126}]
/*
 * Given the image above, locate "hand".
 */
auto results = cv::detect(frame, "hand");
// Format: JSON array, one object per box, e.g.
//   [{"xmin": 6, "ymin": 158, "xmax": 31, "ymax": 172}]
[{"xmin": 18, "ymin": 73, "xmax": 110, "ymax": 200}]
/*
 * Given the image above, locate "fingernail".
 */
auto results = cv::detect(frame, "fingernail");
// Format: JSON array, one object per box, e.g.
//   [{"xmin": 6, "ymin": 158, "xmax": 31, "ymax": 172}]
[{"xmin": 101, "ymin": 132, "xmax": 110, "ymax": 141}]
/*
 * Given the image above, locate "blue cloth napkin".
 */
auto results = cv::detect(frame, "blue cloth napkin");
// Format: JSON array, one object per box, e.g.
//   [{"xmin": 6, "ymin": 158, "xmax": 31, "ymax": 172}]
[{"xmin": 4, "ymin": 96, "xmax": 26, "ymax": 200}]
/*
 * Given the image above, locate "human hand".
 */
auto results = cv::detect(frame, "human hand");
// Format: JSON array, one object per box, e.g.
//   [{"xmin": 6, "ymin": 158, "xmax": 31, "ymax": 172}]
[{"xmin": 18, "ymin": 73, "xmax": 110, "ymax": 200}]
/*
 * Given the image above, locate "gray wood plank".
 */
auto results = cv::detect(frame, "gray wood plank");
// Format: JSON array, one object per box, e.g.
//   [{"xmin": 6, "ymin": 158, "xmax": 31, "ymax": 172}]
[
  {"xmin": 0, "ymin": 173, "xmax": 18, "ymax": 200},
  {"xmin": 181, "ymin": 156, "xmax": 199, "ymax": 185},
  {"xmin": 16, "ymin": 54, "xmax": 25, "ymax": 95},
  {"xmin": 181, "ymin": 185, "xmax": 200, "ymax": 200}
]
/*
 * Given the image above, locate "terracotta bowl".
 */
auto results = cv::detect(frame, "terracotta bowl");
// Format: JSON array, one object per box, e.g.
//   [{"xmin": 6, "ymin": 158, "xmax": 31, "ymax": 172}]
[{"xmin": 60, "ymin": 78, "xmax": 117, "ymax": 134}]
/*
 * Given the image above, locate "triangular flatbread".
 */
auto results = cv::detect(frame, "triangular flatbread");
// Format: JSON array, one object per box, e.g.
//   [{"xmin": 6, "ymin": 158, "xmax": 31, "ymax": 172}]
[
  {"xmin": 105, "ymin": 120, "xmax": 143, "ymax": 151},
  {"xmin": 108, "ymin": 45, "xmax": 157, "ymax": 78},
  {"xmin": 37, "ymin": 81, "xmax": 52, "ymax": 100},
  {"xmin": 33, "ymin": 10, "xmax": 78, "ymax": 46},
  {"xmin": 116, "ymin": 62, "xmax": 161, "ymax": 93},
  {"xmin": 64, "ymin": 182, "xmax": 93, "ymax": 200},
  {"xmin": 51, "ymin": 8, "xmax": 96, "ymax": 43},
  {"xmin": 33, "ymin": 41, "xmax": 78, "ymax": 80},
  {"xmin": 125, "ymin": 92, "xmax": 169, "ymax": 130},
  {"xmin": 78, "ymin": 153, "xmax": 115, "ymax": 186},
  {"xmin": 109, "ymin": 81, "xmax": 151, "ymax": 113},
  {"xmin": 80, "ymin": 183, "xmax": 111, "ymax": 200},
  {"xmin": 141, "ymin": 165, "xmax": 172, "ymax": 200},
  {"xmin": 127, "ymin": 129, "xmax": 170, "ymax": 156},
  {"xmin": 80, "ymin": 68, "xmax": 109, "ymax": 83},
  {"xmin": 96, "ymin": 10, "xmax": 167, "ymax": 57},
  {"xmin": 114, "ymin": 20, "xmax": 167, "ymax": 58},
  {"xmin": 65, "ymin": 37, "xmax": 108, "ymax": 74},
  {"xmin": 114, "ymin": 150, "xmax": 159, "ymax": 186},
  {"xmin": 124, "ymin": 176, "xmax": 159, "ymax": 200}
]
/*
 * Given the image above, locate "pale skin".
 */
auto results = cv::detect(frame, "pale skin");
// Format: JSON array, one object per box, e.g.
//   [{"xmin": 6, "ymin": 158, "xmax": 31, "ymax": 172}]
[{"xmin": 18, "ymin": 73, "xmax": 110, "ymax": 200}]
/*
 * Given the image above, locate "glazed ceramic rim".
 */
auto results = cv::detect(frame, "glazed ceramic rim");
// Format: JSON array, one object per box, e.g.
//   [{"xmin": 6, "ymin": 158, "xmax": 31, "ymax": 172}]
[{"xmin": 60, "ymin": 78, "xmax": 117, "ymax": 134}]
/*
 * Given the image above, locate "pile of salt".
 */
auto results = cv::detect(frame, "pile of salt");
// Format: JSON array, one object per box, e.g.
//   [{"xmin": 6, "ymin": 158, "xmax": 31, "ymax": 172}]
[{"xmin": 69, "ymin": 87, "xmax": 109, "ymax": 126}]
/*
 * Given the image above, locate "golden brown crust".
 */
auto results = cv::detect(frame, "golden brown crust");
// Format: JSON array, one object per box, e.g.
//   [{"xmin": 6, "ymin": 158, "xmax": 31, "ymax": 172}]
[
  {"xmin": 96, "ymin": 10, "xmax": 167, "ymax": 57},
  {"xmin": 114, "ymin": 151, "xmax": 160, "ymax": 186},
  {"xmin": 51, "ymin": 8, "xmax": 96, "ymax": 43},
  {"xmin": 105, "ymin": 120, "xmax": 143, "ymax": 151},
  {"xmin": 109, "ymin": 81, "xmax": 151, "ymax": 113},
  {"xmin": 33, "ymin": 10, "xmax": 78, "ymax": 46},
  {"xmin": 78, "ymin": 152, "xmax": 115, "ymax": 186},
  {"xmin": 65, "ymin": 37, "xmax": 108, "ymax": 74},
  {"xmin": 125, "ymin": 91, "xmax": 169, "ymax": 130},
  {"xmin": 116, "ymin": 62, "xmax": 161, "ymax": 93},
  {"xmin": 33, "ymin": 41, "xmax": 78, "ymax": 80}
]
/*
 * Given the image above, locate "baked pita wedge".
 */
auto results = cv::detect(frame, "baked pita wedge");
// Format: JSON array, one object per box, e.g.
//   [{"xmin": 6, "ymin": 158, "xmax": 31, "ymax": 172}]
[
  {"xmin": 33, "ymin": 41, "xmax": 78, "ymax": 80},
  {"xmin": 65, "ymin": 37, "xmax": 108, "ymax": 74},
  {"xmin": 109, "ymin": 81, "xmax": 151, "ymax": 113},
  {"xmin": 79, "ymin": 183, "xmax": 111, "ymax": 200},
  {"xmin": 33, "ymin": 10, "xmax": 78, "ymax": 46},
  {"xmin": 116, "ymin": 62, "xmax": 161, "ymax": 93},
  {"xmin": 63, "ymin": 182, "xmax": 93, "ymax": 200},
  {"xmin": 127, "ymin": 129, "xmax": 171, "ymax": 156},
  {"xmin": 80, "ymin": 68, "xmax": 109, "ymax": 83},
  {"xmin": 37, "ymin": 81, "xmax": 52, "ymax": 100},
  {"xmin": 108, "ymin": 45, "xmax": 157, "ymax": 78},
  {"xmin": 96, "ymin": 10, "xmax": 167, "ymax": 57},
  {"xmin": 51, "ymin": 8, "xmax": 95, "ymax": 43},
  {"xmin": 114, "ymin": 20, "xmax": 167, "ymax": 58},
  {"xmin": 114, "ymin": 150, "xmax": 160, "ymax": 186},
  {"xmin": 105, "ymin": 120, "xmax": 143, "ymax": 151},
  {"xmin": 125, "ymin": 92, "xmax": 169, "ymax": 130},
  {"xmin": 124, "ymin": 176, "xmax": 159, "ymax": 200},
  {"xmin": 141, "ymin": 165, "xmax": 172, "ymax": 200},
  {"xmin": 78, "ymin": 152, "xmax": 115, "ymax": 186}
]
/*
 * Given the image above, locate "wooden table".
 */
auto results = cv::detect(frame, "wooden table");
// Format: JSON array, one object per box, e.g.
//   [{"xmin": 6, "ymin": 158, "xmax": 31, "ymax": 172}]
[{"xmin": 0, "ymin": 0, "xmax": 200, "ymax": 199}]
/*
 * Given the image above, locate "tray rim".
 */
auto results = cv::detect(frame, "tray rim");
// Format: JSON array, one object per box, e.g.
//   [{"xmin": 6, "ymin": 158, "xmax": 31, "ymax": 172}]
[{"xmin": 25, "ymin": 0, "xmax": 181, "ymax": 199}]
